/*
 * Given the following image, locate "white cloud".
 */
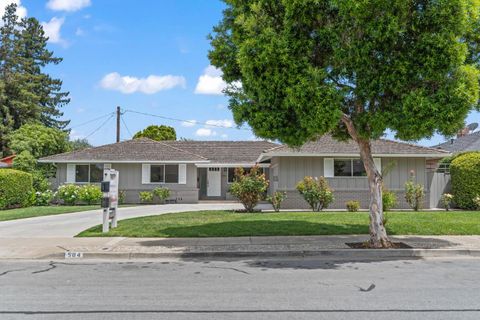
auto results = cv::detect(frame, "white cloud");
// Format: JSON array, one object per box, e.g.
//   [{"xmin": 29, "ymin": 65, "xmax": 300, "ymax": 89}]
[
  {"xmin": 100, "ymin": 72, "xmax": 186, "ymax": 94},
  {"xmin": 47, "ymin": 0, "xmax": 91, "ymax": 12},
  {"xmin": 194, "ymin": 65, "xmax": 227, "ymax": 95},
  {"xmin": 41, "ymin": 17, "xmax": 66, "ymax": 45},
  {"xmin": 195, "ymin": 128, "xmax": 217, "ymax": 137},
  {"xmin": 70, "ymin": 129, "xmax": 85, "ymax": 140},
  {"xmin": 205, "ymin": 119, "xmax": 233, "ymax": 128},
  {"xmin": 181, "ymin": 120, "xmax": 197, "ymax": 127},
  {"xmin": 0, "ymin": 0, "xmax": 27, "ymax": 25},
  {"xmin": 75, "ymin": 27, "xmax": 85, "ymax": 36}
]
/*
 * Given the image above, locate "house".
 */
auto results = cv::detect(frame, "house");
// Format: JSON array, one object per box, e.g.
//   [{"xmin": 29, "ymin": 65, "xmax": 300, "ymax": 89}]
[
  {"xmin": 39, "ymin": 136, "xmax": 449, "ymax": 209},
  {"xmin": 433, "ymin": 130, "xmax": 480, "ymax": 153}
]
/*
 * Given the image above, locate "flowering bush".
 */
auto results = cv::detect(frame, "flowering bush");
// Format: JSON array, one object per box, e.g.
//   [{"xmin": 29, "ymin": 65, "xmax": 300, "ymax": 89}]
[
  {"xmin": 229, "ymin": 166, "xmax": 269, "ymax": 212},
  {"xmin": 139, "ymin": 191, "xmax": 154, "ymax": 203},
  {"xmin": 346, "ymin": 200, "xmax": 360, "ymax": 212},
  {"xmin": 405, "ymin": 177, "xmax": 425, "ymax": 211},
  {"xmin": 296, "ymin": 176, "xmax": 334, "ymax": 211},
  {"xmin": 78, "ymin": 185, "xmax": 102, "ymax": 205},
  {"xmin": 153, "ymin": 187, "xmax": 171, "ymax": 203},
  {"xmin": 56, "ymin": 184, "xmax": 81, "ymax": 205},
  {"xmin": 267, "ymin": 191, "xmax": 286, "ymax": 212},
  {"xmin": 441, "ymin": 193, "xmax": 454, "ymax": 211},
  {"xmin": 34, "ymin": 190, "xmax": 54, "ymax": 206}
]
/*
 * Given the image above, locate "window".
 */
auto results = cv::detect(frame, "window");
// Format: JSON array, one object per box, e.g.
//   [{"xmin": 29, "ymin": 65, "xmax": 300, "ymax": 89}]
[
  {"xmin": 227, "ymin": 167, "xmax": 264, "ymax": 183},
  {"xmin": 150, "ymin": 164, "xmax": 178, "ymax": 183},
  {"xmin": 75, "ymin": 164, "xmax": 104, "ymax": 183},
  {"xmin": 333, "ymin": 159, "xmax": 366, "ymax": 177}
]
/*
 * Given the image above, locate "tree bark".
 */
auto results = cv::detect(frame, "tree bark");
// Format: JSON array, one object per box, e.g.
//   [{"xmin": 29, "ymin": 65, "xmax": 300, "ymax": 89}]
[{"xmin": 341, "ymin": 114, "xmax": 392, "ymax": 248}]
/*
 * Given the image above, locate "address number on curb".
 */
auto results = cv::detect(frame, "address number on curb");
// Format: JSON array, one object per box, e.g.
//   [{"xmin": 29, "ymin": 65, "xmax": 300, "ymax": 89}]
[{"xmin": 65, "ymin": 252, "xmax": 83, "ymax": 259}]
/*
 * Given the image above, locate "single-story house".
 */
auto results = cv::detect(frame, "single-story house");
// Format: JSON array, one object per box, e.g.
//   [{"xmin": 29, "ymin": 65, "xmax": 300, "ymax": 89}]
[
  {"xmin": 433, "ymin": 130, "xmax": 480, "ymax": 153},
  {"xmin": 39, "ymin": 136, "xmax": 450, "ymax": 209}
]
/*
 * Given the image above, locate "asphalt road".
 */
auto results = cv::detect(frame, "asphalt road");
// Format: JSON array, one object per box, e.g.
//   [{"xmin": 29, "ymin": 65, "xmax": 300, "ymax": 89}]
[{"xmin": 1, "ymin": 257, "xmax": 480, "ymax": 320}]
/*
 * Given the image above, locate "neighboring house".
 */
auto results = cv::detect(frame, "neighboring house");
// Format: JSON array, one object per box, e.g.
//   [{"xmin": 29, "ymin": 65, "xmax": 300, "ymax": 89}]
[
  {"xmin": 39, "ymin": 136, "xmax": 450, "ymax": 209},
  {"xmin": 0, "ymin": 155, "xmax": 16, "ymax": 168},
  {"xmin": 433, "ymin": 131, "xmax": 480, "ymax": 153}
]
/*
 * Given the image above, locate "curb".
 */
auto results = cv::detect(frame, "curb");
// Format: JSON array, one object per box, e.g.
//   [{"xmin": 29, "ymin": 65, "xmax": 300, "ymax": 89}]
[{"xmin": 38, "ymin": 248, "xmax": 480, "ymax": 260}]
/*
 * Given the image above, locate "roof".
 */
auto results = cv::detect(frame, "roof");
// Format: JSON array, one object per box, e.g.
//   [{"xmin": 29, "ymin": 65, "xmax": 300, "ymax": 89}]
[
  {"xmin": 39, "ymin": 138, "xmax": 279, "ymax": 164},
  {"xmin": 39, "ymin": 138, "xmax": 209, "ymax": 163},
  {"xmin": 259, "ymin": 135, "xmax": 449, "ymax": 161},
  {"xmin": 433, "ymin": 131, "xmax": 480, "ymax": 153}
]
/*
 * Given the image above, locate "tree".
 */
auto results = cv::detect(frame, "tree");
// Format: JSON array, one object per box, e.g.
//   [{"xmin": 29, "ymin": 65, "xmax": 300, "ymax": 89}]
[
  {"xmin": 133, "ymin": 125, "xmax": 176, "ymax": 141},
  {"xmin": 69, "ymin": 138, "xmax": 93, "ymax": 151},
  {"xmin": 209, "ymin": 0, "xmax": 480, "ymax": 247}
]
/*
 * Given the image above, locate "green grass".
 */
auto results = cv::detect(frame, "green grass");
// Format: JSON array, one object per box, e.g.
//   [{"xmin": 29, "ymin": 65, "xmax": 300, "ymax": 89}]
[
  {"xmin": 77, "ymin": 210, "xmax": 480, "ymax": 238},
  {"xmin": 0, "ymin": 205, "xmax": 99, "ymax": 222}
]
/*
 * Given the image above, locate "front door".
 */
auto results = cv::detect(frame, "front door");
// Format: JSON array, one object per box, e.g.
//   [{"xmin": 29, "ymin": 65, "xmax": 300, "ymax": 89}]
[{"xmin": 207, "ymin": 167, "xmax": 221, "ymax": 197}]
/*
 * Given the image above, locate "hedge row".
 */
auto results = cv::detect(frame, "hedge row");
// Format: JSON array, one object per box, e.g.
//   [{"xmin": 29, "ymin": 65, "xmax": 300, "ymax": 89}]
[
  {"xmin": 0, "ymin": 169, "xmax": 33, "ymax": 209},
  {"xmin": 450, "ymin": 152, "xmax": 480, "ymax": 209}
]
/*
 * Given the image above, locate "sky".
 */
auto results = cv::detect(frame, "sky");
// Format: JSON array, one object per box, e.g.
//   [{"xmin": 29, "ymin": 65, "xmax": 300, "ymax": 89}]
[{"xmin": 4, "ymin": 0, "xmax": 480, "ymax": 147}]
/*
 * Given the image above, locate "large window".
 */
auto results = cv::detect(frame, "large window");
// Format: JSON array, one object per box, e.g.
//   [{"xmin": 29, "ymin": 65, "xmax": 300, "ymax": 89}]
[
  {"xmin": 150, "ymin": 164, "xmax": 179, "ymax": 183},
  {"xmin": 75, "ymin": 164, "xmax": 104, "ymax": 183},
  {"xmin": 333, "ymin": 159, "xmax": 366, "ymax": 177},
  {"xmin": 227, "ymin": 167, "xmax": 264, "ymax": 183}
]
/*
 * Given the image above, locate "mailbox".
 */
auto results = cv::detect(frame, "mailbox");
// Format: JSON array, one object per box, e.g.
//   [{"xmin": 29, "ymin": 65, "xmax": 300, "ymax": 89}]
[{"xmin": 101, "ymin": 169, "xmax": 119, "ymax": 233}]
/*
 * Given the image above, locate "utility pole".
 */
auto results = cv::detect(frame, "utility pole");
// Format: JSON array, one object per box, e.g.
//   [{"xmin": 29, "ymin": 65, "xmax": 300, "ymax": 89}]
[{"xmin": 116, "ymin": 106, "xmax": 121, "ymax": 143}]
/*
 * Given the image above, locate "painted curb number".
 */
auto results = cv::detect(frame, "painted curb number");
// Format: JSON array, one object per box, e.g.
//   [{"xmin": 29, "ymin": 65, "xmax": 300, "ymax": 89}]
[{"xmin": 65, "ymin": 252, "xmax": 83, "ymax": 259}]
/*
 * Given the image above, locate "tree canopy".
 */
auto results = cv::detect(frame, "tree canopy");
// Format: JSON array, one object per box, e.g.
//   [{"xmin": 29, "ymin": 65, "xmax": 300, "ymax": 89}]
[
  {"xmin": 133, "ymin": 125, "xmax": 177, "ymax": 141},
  {"xmin": 209, "ymin": 0, "xmax": 480, "ymax": 247}
]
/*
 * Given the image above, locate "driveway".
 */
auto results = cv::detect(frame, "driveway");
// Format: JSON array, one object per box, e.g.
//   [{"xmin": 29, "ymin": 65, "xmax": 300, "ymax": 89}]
[{"xmin": 0, "ymin": 203, "xmax": 269, "ymax": 238}]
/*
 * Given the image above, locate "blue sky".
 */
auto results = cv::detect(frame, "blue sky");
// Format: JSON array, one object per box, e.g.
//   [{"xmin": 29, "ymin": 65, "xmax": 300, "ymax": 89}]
[{"xmin": 8, "ymin": 0, "xmax": 480, "ymax": 146}]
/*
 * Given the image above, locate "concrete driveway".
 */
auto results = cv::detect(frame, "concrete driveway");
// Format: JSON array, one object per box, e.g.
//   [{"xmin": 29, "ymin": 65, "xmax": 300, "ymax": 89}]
[{"xmin": 0, "ymin": 203, "xmax": 268, "ymax": 238}]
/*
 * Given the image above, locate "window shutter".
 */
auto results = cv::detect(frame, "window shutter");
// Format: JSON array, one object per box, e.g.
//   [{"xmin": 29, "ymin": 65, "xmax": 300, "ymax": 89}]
[
  {"xmin": 141, "ymin": 164, "xmax": 151, "ymax": 184},
  {"xmin": 178, "ymin": 164, "xmax": 187, "ymax": 184},
  {"xmin": 324, "ymin": 158, "xmax": 334, "ymax": 177},
  {"xmin": 66, "ymin": 164, "xmax": 75, "ymax": 183},
  {"xmin": 373, "ymin": 158, "xmax": 382, "ymax": 173}
]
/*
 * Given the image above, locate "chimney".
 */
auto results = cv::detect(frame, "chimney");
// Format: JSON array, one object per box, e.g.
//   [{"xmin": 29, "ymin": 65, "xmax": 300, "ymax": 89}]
[{"xmin": 457, "ymin": 127, "xmax": 469, "ymax": 138}]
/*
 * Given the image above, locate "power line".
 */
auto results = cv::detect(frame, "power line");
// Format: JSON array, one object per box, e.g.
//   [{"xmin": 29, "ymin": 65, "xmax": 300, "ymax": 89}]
[
  {"xmin": 69, "ymin": 112, "xmax": 115, "ymax": 129},
  {"xmin": 121, "ymin": 113, "xmax": 133, "ymax": 139},
  {"xmin": 123, "ymin": 109, "xmax": 250, "ymax": 131},
  {"xmin": 84, "ymin": 113, "xmax": 115, "ymax": 139}
]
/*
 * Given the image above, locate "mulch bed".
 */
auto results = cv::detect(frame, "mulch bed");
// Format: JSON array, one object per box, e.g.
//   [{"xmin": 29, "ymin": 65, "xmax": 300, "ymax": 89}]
[{"xmin": 346, "ymin": 242, "xmax": 412, "ymax": 249}]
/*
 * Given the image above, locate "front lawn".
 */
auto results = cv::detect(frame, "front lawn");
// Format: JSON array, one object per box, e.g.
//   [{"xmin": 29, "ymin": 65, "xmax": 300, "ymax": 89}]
[
  {"xmin": 77, "ymin": 210, "xmax": 480, "ymax": 237},
  {"xmin": 0, "ymin": 205, "xmax": 99, "ymax": 222}
]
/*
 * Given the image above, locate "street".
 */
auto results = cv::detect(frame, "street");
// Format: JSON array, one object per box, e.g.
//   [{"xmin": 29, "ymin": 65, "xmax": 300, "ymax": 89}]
[{"xmin": 1, "ymin": 257, "xmax": 479, "ymax": 319}]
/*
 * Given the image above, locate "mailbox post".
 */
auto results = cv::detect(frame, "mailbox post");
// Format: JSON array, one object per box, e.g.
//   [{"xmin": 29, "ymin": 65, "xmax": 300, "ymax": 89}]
[{"xmin": 101, "ymin": 169, "xmax": 119, "ymax": 233}]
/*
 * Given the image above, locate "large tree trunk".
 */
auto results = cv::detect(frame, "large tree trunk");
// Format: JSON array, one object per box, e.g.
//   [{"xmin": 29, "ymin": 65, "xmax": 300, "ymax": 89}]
[{"xmin": 341, "ymin": 115, "xmax": 392, "ymax": 248}]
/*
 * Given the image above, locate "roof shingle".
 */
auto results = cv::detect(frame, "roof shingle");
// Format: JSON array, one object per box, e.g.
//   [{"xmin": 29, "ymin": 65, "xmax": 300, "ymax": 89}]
[{"xmin": 433, "ymin": 131, "xmax": 480, "ymax": 153}]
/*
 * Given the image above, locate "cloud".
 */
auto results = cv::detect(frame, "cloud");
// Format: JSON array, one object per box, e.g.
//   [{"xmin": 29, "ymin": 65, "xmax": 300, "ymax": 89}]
[
  {"xmin": 194, "ymin": 65, "xmax": 227, "ymax": 95},
  {"xmin": 75, "ymin": 27, "xmax": 85, "ymax": 36},
  {"xmin": 47, "ymin": 0, "xmax": 91, "ymax": 12},
  {"xmin": 195, "ymin": 128, "xmax": 217, "ymax": 137},
  {"xmin": 0, "ymin": 0, "xmax": 27, "ymax": 25},
  {"xmin": 41, "ymin": 17, "xmax": 66, "ymax": 45},
  {"xmin": 100, "ymin": 72, "xmax": 186, "ymax": 94},
  {"xmin": 181, "ymin": 120, "xmax": 197, "ymax": 127},
  {"xmin": 205, "ymin": 119, "xmax": 233, "ymax": 128}
]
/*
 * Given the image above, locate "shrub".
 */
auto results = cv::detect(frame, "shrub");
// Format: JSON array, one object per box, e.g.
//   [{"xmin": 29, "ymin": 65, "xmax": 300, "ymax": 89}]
[
  {"xmin": 119, "ymin": 190, "xmax": 126, "ymax": 204},
  {"xmin": 229, "ymin": 166, "xmax": 269, "ymax": 212},
  {"xmin": 267, "ymin": 191, "xmax": 286, "ymax": 212},
  {"xmin": 153, "ymin": 187, "xmax": 171, "ymax": 203},
  {"xmin": 139, "ymin": 191, "xmax": 154, "ymax": 203},
  {"xmin": 382, "ymin": 190, "xmax": 397, "ymax": 211},
  {"xmin": 474, "ymin": 195, "xmax": 480, "ymax": 210},
  {"xmin": 78, "ymin": 185, "xmax": 102, "ymax": 205},
  {"xmin": 32, "ymin": 171, "xmax": 51, "ymax": 192},
  {"xmin": 0, "ymin": 169, "xmax": 34, "ymax": 209},
  {"xmin": 346, "ymin": 200, "xmax": 360, "ymax": 212},
  {"xmin": 450, "ymin": 152, "xmax": 480, "ymax": 209},
  {"xmin": 34, "ymin": 190, "xmax": 54, "ymax": 206},
  {"xmin": 441, "ymin": 193, "xmax": 454, "ymax": 211},
  {"xmin": 296, "ymin": 176, "xmax": 334, "ymax": 211},
  {"xmin": 56, "ymin": 184, "xmax": 80, "ymax": 205},
  {"xmin": 405, "ymin": 177, "xmax": 425, "ymax": 211}
]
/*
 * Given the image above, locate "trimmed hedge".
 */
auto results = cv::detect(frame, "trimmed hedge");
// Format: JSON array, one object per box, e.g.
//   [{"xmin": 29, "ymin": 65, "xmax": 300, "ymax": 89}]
[
  {"xmin": 450, "ymin": 152, "xmax": 480, "ymax": 209},
  {"xmin": 0, "ymin": 169, "xmax": 33, "ymax": 209}
]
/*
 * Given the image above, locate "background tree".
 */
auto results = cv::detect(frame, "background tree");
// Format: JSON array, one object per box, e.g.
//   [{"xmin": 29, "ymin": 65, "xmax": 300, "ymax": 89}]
[
  {"xmin": 69, "ymin": 138, "xmax": 93, "ymax": 151},
  {"xmin": 209, "ymin": 0, "xmax": 480, "ymax": 247},
  {"xmin": 133, "ymin": 125, "xmax": 177, "ymax": 141}
]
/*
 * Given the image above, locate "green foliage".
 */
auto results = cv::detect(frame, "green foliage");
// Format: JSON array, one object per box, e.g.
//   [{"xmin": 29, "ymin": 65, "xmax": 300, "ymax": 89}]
[
  {"xmin": 441, "ymin": 193, "xmax": 454, "ymax": 211},
  {"xmin": 133, "ymin": 125, "xmax": 176, "ymax": 141},
  {"xmin": 56, "ymin": 184, "xmax": 80, "ymax": 205},
  {"xmin": 34, "ymin": 190, "xmax": 54, "ymax": 206},
  {"xmin": 405, "ymin": 177, "xmax": 425, "ymax": 211},
  {"xmin": 78, "ymin": 185, "xmax": 102, "ymax": 205},
  {"xmin": 346, "ymin": 200, "xmax": 361, "ymax": 212},
  {"xmin": 119, "ymin": 190, "xmax": 126, "ymax": 205},
  {"xmin": 31, "ymin": 171, "xmax": 51, "ymax": 192},
  {"xmin": 139, "ymin": 191, "xmax": 154, "ymax": 203},
  {"xmin": 12, "ymin": 150, "xmax": 37, "ymax": 172},
  {"xmin": 474, "ymin": 196, "xmax": 480, "ymax": 210},
  {"xmin": 296, "ymin": 177, "xmax": 334, "ymax": 212},
  {"xmin": 69, "ymin": 138, "xmax": 92, "ymax": 151},
  {"xmin": 153, "ymin": 187, "xmax": 171, "ymax": 203},
  {"xmin": 0, "ymin": 169, "xmax": 33, "ymax": 209},
  {"xmin": 450, "ymin": 152, "xmax": 480, "ymax": 209},
  {"xmin": 267, "ymin": 191, "xmax": 287, "ymax": 212},
  {"xmin": 382, "ymin": 190, "xmax": 398, "ymax": 211},
  {"xmin": 229, "ymin": 166, "xmax": 269, "ymax": 212}
]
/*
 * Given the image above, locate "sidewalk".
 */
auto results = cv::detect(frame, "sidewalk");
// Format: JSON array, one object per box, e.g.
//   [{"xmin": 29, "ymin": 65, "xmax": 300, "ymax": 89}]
[{"xmin": 2, "ymin": 235, "xmax": 480, "ymax": 260}]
